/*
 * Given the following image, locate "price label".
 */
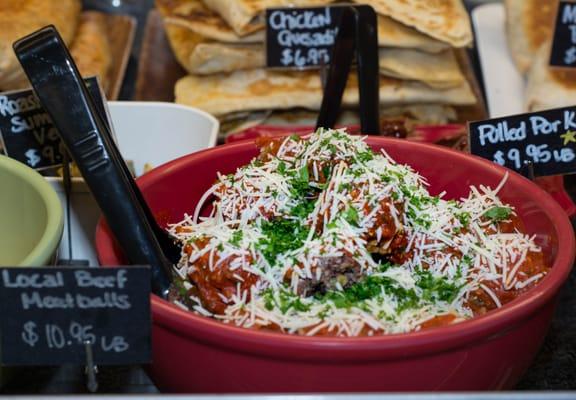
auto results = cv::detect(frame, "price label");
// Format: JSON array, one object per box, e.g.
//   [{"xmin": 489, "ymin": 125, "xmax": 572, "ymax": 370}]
[
  {"xmin": 0, "ymin": 266, "xmax": 151, "ymax": 366},
  {"xmin": 550, "ymin": 1, "xmax": 576, "ymax": 67},
  {"xmin": 468, "ymin": 106, "xmax": 576, "ymax": 177},
  {"xmin": 20, "ymin": 321, "xmax": 129, "ymax": 353},
  {"xmin": 0, "ymin": 76, "xmax": 107, "ymax": 170},
  {"xmin": 265, "ymin": 6, "xmax": 342, "ymax": 69}
]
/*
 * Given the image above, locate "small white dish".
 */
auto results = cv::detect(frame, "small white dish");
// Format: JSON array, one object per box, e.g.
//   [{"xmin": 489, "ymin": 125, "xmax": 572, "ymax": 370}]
[{"xmin": 48, "ymin": 101, "xmax": 219, "ymax": 266}]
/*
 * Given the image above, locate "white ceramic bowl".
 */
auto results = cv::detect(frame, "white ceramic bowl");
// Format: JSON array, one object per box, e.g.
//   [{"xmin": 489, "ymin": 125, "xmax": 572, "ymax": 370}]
[{"xmin": 48, "ymin": 101, "xmax": 219, "ymax": 266}]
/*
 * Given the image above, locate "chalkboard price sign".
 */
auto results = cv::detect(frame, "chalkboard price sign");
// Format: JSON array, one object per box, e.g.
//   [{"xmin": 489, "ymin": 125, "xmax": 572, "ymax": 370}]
[
  {"xmin": 468, "ymin": 106, "xmax": 576, "ymax": 177},
  {"xmin": 0, "ymin": 76, "xmax": 106, "ymax": 170},
  {"xmin": 550, "ymin": 1, "xmax": 576, "ymax": 67},
  {"xmin": 0, "ymin": 266, "xmax": 151, "ymax": 366},
  {"xmin": 265, "ymin": 6, "xmax": 342, "ymax": 69}
]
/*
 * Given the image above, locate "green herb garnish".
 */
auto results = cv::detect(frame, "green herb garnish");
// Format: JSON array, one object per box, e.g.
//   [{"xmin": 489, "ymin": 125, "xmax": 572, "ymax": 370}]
[
  {"xmin": 482, "ymin": 206, "xmax": 512, "ymax": 222},
  {"xmin": 416, "ymin": 270, "xmax": 461, "ymax": 303},
  {"xmin": 258, "ymin": 219, "xmax": 309, "ymax": 265}
]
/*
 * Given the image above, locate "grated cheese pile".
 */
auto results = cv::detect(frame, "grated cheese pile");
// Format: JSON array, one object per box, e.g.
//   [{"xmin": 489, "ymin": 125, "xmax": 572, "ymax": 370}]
[{"xmin": 168, "ymin": 128, "xmax": 546, "ymax": 336}]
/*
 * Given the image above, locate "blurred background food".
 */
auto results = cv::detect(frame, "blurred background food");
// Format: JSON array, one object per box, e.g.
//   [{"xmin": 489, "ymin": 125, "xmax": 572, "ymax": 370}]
[
  {"xmin": 504, "ymin": 0, "xmax": 576, "ymax": 112},
  {"xmin": 0, "ymin": 0, "xmax": 81, "ymax": 91},
  {"xmin": 154, "ymin": 0, "xmax": 481, "ymax": 134},
  {"xmin": 0, "ymin": 0, "xmax": 135, "ymax": 100}
]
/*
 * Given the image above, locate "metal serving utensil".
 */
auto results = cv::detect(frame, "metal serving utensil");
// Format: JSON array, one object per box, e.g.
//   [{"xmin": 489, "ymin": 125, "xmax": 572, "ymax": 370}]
[{"xmin": 13, "ymin": 25, "xmax": 177, "ymax": 297}]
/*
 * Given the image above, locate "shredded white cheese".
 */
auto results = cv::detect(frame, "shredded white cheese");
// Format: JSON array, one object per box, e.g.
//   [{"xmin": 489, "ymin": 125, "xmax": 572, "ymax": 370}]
[{"xmin": 168, "ymin": 128, "xmax": 547, "ymax": 336}]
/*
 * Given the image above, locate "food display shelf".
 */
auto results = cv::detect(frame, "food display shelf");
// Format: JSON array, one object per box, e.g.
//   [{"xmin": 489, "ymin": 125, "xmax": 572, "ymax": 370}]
[{"xmin": 1, "ymin": 0, "xmax": 576, "ymax": 396}]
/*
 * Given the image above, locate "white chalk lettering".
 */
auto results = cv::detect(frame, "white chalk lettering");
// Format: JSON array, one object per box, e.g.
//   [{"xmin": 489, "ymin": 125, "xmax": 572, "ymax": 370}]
[
  {"xmin": 269, "ymin": 8, "xmax": 331, "ymax": 31},
  {"xmin": 563, "ymin": 4, "xmax": 576, "ymax": 24},
  {"xmin": 76, "ymin": 292, "xmax": 131, "ymax": 310},
  {"xmin": 0, "ymin": 94, "xmax": 41, "ymax": 117},
  {"xmin": 570, "ymin": 25, "xmax": 576, "ymax": 43},
  {"xmin": 277, "ymin": 29, "xmax": 336, "ymax": 48},
  {"xmin": 554, "ymin": 147, "xmax": 576, "ymax": 162},
  {"xmin": 530, "ymin": 116, "xmax": 561, "ymax": 135},
  {"xmin": 101, "ymin": 336, "xmax": 129, "ymax": 353},
  {"xmin": 477, "ymin": 121, "xmax": 527, "ymax": 146},
  {"xmin": 21, "ymin": 292, "xmax": 75, "ymax": 310},
  {"xmin": 3, "ymin": 270, "xmax": 64, "ymax": 289},
  {"xmin": 564, "ymin": 110, "xmax": 576, "ymax": 130},
  {"xmin": 74, "ymin": 269, "xmax": 128, "ymax": 289}
]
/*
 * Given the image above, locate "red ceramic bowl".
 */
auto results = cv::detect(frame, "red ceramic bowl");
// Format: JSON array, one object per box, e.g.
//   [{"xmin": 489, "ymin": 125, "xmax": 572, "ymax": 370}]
[{"xmin": 95, "ymin": 137, "xmax": 575, "ymax": 393}]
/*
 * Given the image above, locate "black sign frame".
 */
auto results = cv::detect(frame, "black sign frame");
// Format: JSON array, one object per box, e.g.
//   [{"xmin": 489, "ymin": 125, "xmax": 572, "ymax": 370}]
[
  {"xmin": 468, "ymin": 106, "xmax": 576, "ymax": 177},
  {"xmin": 550, "ymin": 0, "xmax": 576, "ymax": 68},
  {"xmin": 0, "ymin": 76, "xmax": 107, "ymax": 171},
  {"xmin": 0, "ymin": 266, "xmax": 151, "ymax": 366},
  {"xmin": 265, "ymin": 5, "xmax": 345, "ymax": 69}
]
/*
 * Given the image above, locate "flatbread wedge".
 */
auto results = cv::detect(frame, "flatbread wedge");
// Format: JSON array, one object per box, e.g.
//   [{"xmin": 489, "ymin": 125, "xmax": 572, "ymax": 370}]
[
  {"xmin": 164, "ymin": 22, "xmax": 263, "ymax": 74},
  {"xmin": 377, "ymin": 14, "xmax": 449, "ymax": 53},
  {"xmin": 351, "ymin": 0, "xmax": 472, "ymax": 47},
  {"xmin": 159, "ymin": 0, "xmax": 448, "ymax": 52},
  {"xmin": 201, "ymin": 0, "xmax": 335, "ymax": 36},
  {"xmin": 174, "ymin": 68, "xmax": 476, "ymax": 116},
  {"xmin": 525, "ymin": 45, "xmax": 576, "ymax": 112},
  {"xmin": 156, "ymin": 0, "xmax": 263, "ymax": 43},
  {"xmin": 165, "ymin": 19, "xmax": 461, "ymax": 86},
  {"xmin": 504, "ymin": 0, "xmax": 557, "ymax": 75},
  {"xmin": 379, "ymin": 48, "xmax": 464, "ymax": 88},
  {"xmin": 0, "ymin": 0, "xmax": 81, "ymax": 90}
]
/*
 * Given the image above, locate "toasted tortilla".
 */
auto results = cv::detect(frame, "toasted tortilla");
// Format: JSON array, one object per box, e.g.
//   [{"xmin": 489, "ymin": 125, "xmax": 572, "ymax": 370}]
[
  {"xmin": 70, "ymin": 12, "xmax": 112, "ymax": 92},
  {"xmin": 164, "ymin": 22, "xmax": 264, "ymax": 74},
  {"xmin": 201, "ymin": 0, "xmax": 329, "ymax": 36},
  {"xmin": 504, "ymin": 0, "xmax": 557, "ymax": 75},
  {"xmin": 165, "ymin": 20, "xmax": 461, "ymax": 86},
  {"xmin": 377, "ymin": 14, "xmax": 449, "ymax": 53},
  {"xmin": 159, "ymin": 0, "xmax": 448, "ymax": 52},
  {"xmin": 0, "ymin": 0, "xmax": 81, "ymax": 90},
  {"xmin": 174, "ymin": 68, "xmax": 476, "ymax": 116},
  {"xmin": 351, "ymin": 0, "xmax": 472, "ymax": 47},
  {"xmin": 157, "ymin": 0, "xmax": 263, "ymax": 43},
  {"xmin": 525, "ymin": 45, "xmax": 576, "ymax": 112},
  {"xmin": 379, "ymin": 48, "xmax": 464, "ymax": 88}
]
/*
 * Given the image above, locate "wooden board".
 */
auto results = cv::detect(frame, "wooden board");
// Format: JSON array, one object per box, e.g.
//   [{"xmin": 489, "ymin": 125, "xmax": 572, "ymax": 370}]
[
  {"xmin": 135, "ymin": 10, "xmax": 185, "ymax": 102},
  {"xmin": 104, "ymin": 12, "xmax": 137, "ymax": 100},
  {"xmin": 134, "ymin": 10, "xmax": 487, "ymax": 123}
]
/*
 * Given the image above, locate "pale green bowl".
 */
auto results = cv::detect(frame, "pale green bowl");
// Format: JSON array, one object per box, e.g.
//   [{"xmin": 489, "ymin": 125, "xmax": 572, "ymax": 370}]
[
  {"xmin": 0, "ymin": 155, "xmax": 64, "ymax": 388},
  {"xmin": 0, "ymin": 155, "xmax": 63, "ymax": 266}
]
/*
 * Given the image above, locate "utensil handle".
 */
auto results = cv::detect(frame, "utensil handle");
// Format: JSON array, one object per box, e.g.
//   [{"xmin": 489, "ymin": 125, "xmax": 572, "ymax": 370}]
[
  {"xmin": 13, "ymin": 25, "xmax": 172, "ymax": 297},
  {"xmin": 315, "ymin": 6, "xmax": 355, "ymax": 131},
  {"xmin": 316, "ymin": 5, "xmax": 380, "ymax": 135},
  {"xmin": 354, "ymin": 5, "xmax": 380, "ymax": 135}
]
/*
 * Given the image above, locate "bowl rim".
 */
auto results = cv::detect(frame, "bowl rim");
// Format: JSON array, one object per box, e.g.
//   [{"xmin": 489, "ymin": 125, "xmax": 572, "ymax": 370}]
[
  {"xmin": 0, "ymin": 155, "xmax": 64, "ymax": 266},
  {"xmin": 96, "ymin": 137, "xmax": 575, "ymax": 360}
]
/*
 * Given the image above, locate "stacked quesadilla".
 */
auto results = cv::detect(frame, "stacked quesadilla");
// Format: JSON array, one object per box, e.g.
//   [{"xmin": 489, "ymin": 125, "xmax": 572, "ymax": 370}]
[
  {"xmin": 505, "ymin": 0, "xmax": 576, "ymax": 112},
  {"xmin": 0, "ymin": 1, "xmax": 114, "ymax": 95},
  {"xmin": 158, "ymin": 0, "xmax": 477, "ymax": 125}
]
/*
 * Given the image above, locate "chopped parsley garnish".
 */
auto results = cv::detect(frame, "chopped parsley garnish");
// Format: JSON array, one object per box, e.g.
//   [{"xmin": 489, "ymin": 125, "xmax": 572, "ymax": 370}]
[
  {"xmin": 263, "ymin": 288, "xmax": 311, "ymax": 313},
  {"xmin": 344, "ymin": 206, "xmax": 360, "ymax": 226},
  {"xmin": 483, "ymin": 206, "xmax": 512, "ymax": 222},
  {"xmin": 455, "ymin": 211, "xmax": 471, "ymax": 227},
  {"xmin": 289, "ymin": 166, "xmax": 311, "ymax": 197},
  {"xmin": 357, "ymin": 151, "xmax": 374, "ymax": 162},
  {"xmin": 416, "ymin": 270, "xmax": 462, "ymax": 303},
  {"xmin": 290, "ymin": 199, "xmax": 316, "ymax": 219},
  {"xmin": 258, "ymin": 219, "xmax": 309, "ymax": 265},
  {"xmin": 229, "ymin": 231, "xmax": 243, "ymax": 247},
  {"xmin": 317, "ymin": 275, "xmax": 419, "ymax": 312}
]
